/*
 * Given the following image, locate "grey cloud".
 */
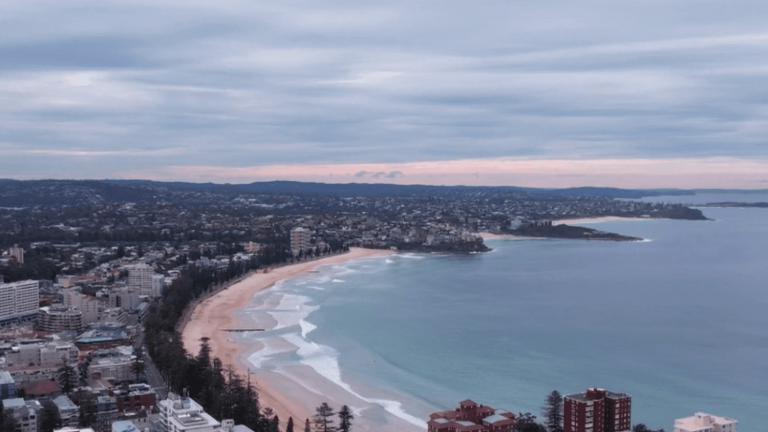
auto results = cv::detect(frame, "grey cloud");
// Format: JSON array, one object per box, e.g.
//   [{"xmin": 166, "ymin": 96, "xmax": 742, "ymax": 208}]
[{"xmin": 2, "ymin": 0, "xmax": 768, "ymax": 179}]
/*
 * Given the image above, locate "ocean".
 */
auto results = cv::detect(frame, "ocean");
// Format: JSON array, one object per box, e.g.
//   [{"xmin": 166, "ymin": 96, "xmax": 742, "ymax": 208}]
[{"xmin": 237, "ymin": 193, "xmax": 768, "ymax": 431}]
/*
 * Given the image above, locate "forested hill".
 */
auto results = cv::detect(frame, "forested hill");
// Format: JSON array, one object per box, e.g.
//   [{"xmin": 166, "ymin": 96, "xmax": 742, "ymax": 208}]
[{"xmin": 0, "ymin": 179, "xmax": 693, "ymax": 207}]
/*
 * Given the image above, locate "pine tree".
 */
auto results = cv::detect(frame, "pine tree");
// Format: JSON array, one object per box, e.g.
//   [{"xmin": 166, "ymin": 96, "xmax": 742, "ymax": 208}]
[
  {"xmin": 304, "ymin": 418, "xmax": 311, "ymax": 432},
  {"xmin": 57, "ymin": 362, "xmax": 76, "ymax": 395},
  {"xmin": 131, "ymin": 347, "xmax": 145, "ymax": 382},
  {"xmin": 338, "ymin": 405, "xmax": 353, "ymax": 432},
  {"xmin": 313, "ymin": 403, "xmax": 335, "ymax": 432},
  {"xmin": 286, "ymin": 417, "xmax": 294, "ymax": 432},
  {"xmin": 542, "ymin": 390, "xmax": 563, "ymax": 432}
]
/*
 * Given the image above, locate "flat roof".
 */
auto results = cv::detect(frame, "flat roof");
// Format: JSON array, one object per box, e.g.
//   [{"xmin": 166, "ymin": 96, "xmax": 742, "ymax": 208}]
[{"xmin": 2, "ymin": 398, "xmax": 25, "ymax": 409}]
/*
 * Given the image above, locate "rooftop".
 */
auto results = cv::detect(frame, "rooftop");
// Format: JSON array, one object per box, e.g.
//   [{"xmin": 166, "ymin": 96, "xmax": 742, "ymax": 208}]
[
  {"xmin": 112, "ymin": 421, "xmax": 140, "ymax": 432},
  {"xmin": 2, "ymin": 397, "xmax": 25, "ymax": 410},
  {"xmin": 675, "ymin": 412, "xmax": 738, "ymax": 429}
]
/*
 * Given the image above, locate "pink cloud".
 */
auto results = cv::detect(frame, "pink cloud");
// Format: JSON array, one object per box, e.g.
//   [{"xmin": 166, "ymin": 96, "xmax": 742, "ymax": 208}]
[{"xmin": 124, "ymin": 157, "xmax": 768, "ymax": 189}]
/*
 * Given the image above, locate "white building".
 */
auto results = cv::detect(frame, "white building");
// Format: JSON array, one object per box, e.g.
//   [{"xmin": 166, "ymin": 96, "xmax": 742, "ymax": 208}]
[
  {"xmin": 290, "ymin": 227, "xmax": 311, "ymax": 255},
  {"xmin": 9, "ymin": 244, "xmax": 24, "ymax": 265},
  {"xmin": 37, "ymin": 306, "xmax": 84, "ymax": 333},
  {"xmin": 2, "ymin": 397, "xmax": 41, "ymax": 432},
  {"xmin": 112, "ymin": 420, "xmax": 141, "ymax": 432},
  {"xmin": 0, "ymin": 280, "xmax": 39, "ymax": 326},
  {"xmin": 53, "ymin": 395, "xmax": 80, "ymax": 427},
  {"xmin": 152, "ymin": 274, "xmax": 165, "ymax": 298},
  {"xmin": 3, "ymin": 340, "xmax": 79, "ymax": 370},
  {"xmin": 674, "ymin": 412, "xmax": 738, "ymax": 432},
  {"xmin": 63, "ymin": 288, "xmax": 102, "ymax": 325},
  {"xmin": 86, "ymin": 347, "xmax": 135, "ymax": 382},
  {"xmin": 127, "ymin": 264, "xmax": 156, "ymax": 297},
  {"xmin": 158, "ymin": 394, "xmax": 221, "ymax": 432}
]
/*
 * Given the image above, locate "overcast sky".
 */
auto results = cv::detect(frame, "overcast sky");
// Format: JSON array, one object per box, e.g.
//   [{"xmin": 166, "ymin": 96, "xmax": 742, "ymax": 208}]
[{"xmin": 2, "ymin": 0, "xmax": 768, "ymax": 188}]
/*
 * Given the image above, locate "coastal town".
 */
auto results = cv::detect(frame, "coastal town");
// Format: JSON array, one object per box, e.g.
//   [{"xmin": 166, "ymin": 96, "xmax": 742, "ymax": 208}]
[{"xmin": 1, "ymin": 180, "xmax": 733, "ymax": 432}]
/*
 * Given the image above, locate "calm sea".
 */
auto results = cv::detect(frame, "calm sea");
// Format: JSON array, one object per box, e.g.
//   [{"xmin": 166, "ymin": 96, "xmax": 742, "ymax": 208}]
[{"xmin": 243, "ymin": 193, "xmax": 768, "ymax": 431}]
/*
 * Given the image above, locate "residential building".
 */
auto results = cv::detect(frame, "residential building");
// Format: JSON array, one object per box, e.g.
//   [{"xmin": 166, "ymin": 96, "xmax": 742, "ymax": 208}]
[
  {"xmin": 86, "ymin": 347, "xmax": 135, "ymax": 382},
  {"xmin": 9, "ymin": 244, "xmax": 24, "ymax": 265},
  {"xmin": 75, "ymin": 323, "xmax": 130, "ymax": 349},
  {"xmin": 0, "ymin": 280, "xmax": 39, "ymax": 326},
  {"xmin": 53, "ymin": 395, "xmax": 80, "ymax": 427},
  {"xmin": 63, "ymin": 288, "xmax": 102, "ymax": 325},
  {"xmin": 428, "ymin": 400, "xmax": 516, "ymax": 432},
  {"xmin": 1, "ymin": 397, "xmax": 41, "ymax": 432},
  {"xmin": 109, "ymin": 288, "xmax": 141, "ymax": 311},
  {"xmin": 157, "ymin": 393, "xmax": 221, "ymax": 432},
  {"xmin": 0, "ymin": 371, "xmax": 17, "ymax": 399},
  {"xmin": 113, "ymin": 383, "xmax": 157, "ymax": 413},
  {"xmin": 98, "ymin": 308, "xmax": 129, "ymax": 325},
  {"xmin": 37, "ymin": 306, "xmax": 84, "ymax": 333},
  {"xmin": 113, "ymin": 420, "xmax": 142, "ymax": 432},
  {"xmin": 152, "ymin": 274, "xmax": 165, "ymax": 298},
  {"xmin": 564, "ymin": 388, "xmax": 631, "ymax": 432},
  {"xmin": 127, "ymin": 264, "xmax": 155, "ymax": 297},
  {"xmin": 290, "ymin": 227, "xmax": 311, "ymax": 255},
  {"xmin": 54, "ymin": 428, "xmax": 95, "ymax": 432},
  {"xmin": 3, "ymin": 340, "xmax": 79, "ymax": 371},
  {"xmin": 674, "ymin": 413, "xmax": 737, "ymax": 432}
]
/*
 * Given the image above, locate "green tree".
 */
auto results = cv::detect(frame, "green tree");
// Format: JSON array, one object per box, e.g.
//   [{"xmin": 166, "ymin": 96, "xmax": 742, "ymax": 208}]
[
  {"xmin": 516, "ymin": 413, "xmax": 546, "ymax": 432},
  {"xmin": 39, "ymin": 400, "xmax": 61, "ymax": 432},
  {"xmin": 313, "ymin": 403, "xmax": 335, "ymax": 432},
  {"xmin": 1, "ymin": 409, "xmax": 19, "ymax": 432},
  {"xmin": 286, "ymin": 417, "xmax": 294, "ymax": 432},
  {"xmin": 338, "ymin": 405, "xmax": 353, "ymax": 432},
  {"xmin": 131, "ymin": 347, "xmax": 146, "ymax": 382},
  {"xmin": 57, "ymin": 362, "xmax": 77, "ymax": 395},
  {"xmin": 542, "ymin": 391, "xmax": 563, "ymax": 432}
]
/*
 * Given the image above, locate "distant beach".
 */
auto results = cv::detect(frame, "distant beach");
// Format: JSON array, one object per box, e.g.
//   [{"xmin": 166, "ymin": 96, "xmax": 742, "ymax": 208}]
[
  {"xmin": 553, "ymin": 216, "xmax": 650, "ymax": 225},
  {"xmin": 181, "ymin": 248, "xmax": 394, "ymax": 429}
]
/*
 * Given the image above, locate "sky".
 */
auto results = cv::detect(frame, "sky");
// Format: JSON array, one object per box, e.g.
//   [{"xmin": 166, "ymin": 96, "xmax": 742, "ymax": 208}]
[{"xmin": 1, "ymin": 0, "xmax": 768, "ymax": 188}]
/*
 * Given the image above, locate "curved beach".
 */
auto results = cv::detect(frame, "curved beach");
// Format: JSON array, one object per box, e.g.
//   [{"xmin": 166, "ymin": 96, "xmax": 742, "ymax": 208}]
[{"xmin": 181, "ymin": 248, "xmax": 394, "ymax": 428}]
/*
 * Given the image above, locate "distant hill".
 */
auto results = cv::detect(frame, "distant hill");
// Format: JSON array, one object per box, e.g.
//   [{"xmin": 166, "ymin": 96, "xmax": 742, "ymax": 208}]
[{"xmin": 0, "ymin": 179, "xmax": 697, "ymax": 207}]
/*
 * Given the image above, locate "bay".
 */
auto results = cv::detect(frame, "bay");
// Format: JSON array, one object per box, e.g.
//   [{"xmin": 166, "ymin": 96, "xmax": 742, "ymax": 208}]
[{"xmin": 245, "ymin": 194, "xmax": 768, "ymax": 431}]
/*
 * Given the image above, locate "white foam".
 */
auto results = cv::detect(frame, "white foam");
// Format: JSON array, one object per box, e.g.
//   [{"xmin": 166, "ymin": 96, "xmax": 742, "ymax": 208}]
[
  {"xmin": 308, "ymin": 285, "xmax": 326, "ymax": 291},
  {"xmin": 385, "ymin": 259, "xmax": 395, "ymax": 264},
  {"xmin": 300, "ymin": 320, "xmax": 317, "ymax": 338},
  {"xmin": 281, "ymin": 333, "xmax": 426, "ymax": 428},
  {"xmin": 247, "ymin": 339, "xmax": 283, "ymax": 369},
  {"xmin": 398, "ymin": 253, "xmax": 425, "ymax": 260},
  {"xmin": 268, "ymin": 294, "xmax": 318, "ymax": 331},
  {"xmin": 331, "ymin": 279, "xmax": 346, "ymax": 283}
]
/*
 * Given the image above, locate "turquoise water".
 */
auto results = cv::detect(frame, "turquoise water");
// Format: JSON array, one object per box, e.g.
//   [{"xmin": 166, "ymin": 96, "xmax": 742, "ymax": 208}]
[{"xmin": 244, "ymin": 196, "xmax": 768, "ymax": 431}]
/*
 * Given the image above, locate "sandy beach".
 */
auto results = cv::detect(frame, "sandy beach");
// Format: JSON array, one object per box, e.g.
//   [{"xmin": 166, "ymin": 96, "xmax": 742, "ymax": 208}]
[
  {"xmin": 553, "ymin": 216, "xmax": 650, "ymax": 225},
  {"xmin": 181, "ymin": 248, "xmax": 394, "ymax": 428}
]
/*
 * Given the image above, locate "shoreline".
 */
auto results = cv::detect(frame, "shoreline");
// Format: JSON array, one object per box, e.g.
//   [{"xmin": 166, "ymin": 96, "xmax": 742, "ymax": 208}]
[
  {"xmin": 181, "ymin": 248, "xmax": 395, "ymax": 428},
  {"xmin": 553, "ymin": 216, "xmax": 651, "ymax": 225}
]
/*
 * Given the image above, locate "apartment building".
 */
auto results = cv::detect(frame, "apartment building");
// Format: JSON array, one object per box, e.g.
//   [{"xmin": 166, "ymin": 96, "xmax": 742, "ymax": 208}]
[
  {"xmin": 564, "ymin": 388, "xmax": 631, "ymax": 432},
  {"xmin": 290, "ymin": 227, "xmax": 311, "ymax": 255},
  {"xmin": 428, "ymin": 400, "xmax": 516, "ymax": 432},
  {"xmin": 37, "ymin": 306, "xmax": 84, "ymax": 333},
  {"xmin": 674, "ymin": 413, "xmax": 737, "ymax": 432},
  {"xmin": 0, "ymin": 280, "xmax": 39, "ymax": 326}
]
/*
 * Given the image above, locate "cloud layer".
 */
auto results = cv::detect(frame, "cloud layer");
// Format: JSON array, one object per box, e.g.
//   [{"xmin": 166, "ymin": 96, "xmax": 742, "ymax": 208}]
[{"xmin": 1, "ymin": 0, "xmax": 767, "ymax": 187}]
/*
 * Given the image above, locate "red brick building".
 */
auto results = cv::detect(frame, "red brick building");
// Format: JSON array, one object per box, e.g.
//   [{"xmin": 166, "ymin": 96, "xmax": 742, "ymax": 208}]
[
  {"xmin": 111, "ymin": 383, "xmax": 157, "ymax": 413},
  {"xmin": 564, "ymin": 388, "xmax": 631, "ymax": 432},
  {"xmin": 428, "ymin": 399, "xmax": 516, "ymax": 432}
]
